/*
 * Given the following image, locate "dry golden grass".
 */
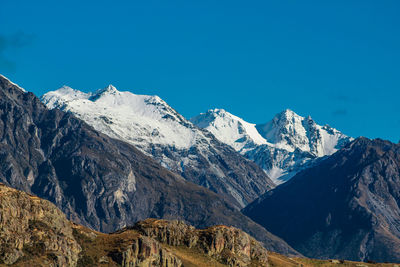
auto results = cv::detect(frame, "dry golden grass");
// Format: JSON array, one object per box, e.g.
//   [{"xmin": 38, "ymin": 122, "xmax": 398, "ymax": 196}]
[
  {"xmin": 268, "ymin": 251, "xmax": 398, "ymax": 267},
  {"xmin": 164, "ymin": 245, "xmax": 227, "ymax": 267},
  {"xmin": 71, "ymin": 224, "xmax": 143, "ymax": 267}
]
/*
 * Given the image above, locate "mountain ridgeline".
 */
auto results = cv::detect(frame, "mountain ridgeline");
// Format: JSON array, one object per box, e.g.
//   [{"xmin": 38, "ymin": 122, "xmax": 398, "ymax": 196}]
[
  {"xmin": 191, "ymin": 108, "xmax": 352, "ymax": 184},
  {"xmin": 0, "ymin": 75, "xmax": 297, "ymax": 255},
  {"xmin": 2, "ymin": 74, "xmax": 400, "ymax": 264},
  {"xmin": 244, "ymin": 138, "xmax": 400, "ymax": 262}
]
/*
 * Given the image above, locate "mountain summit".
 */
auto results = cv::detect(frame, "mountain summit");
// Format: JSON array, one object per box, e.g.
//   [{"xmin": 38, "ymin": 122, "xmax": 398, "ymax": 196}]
[
  {"xmin": 256, "ymin": 109, "xmax": 349, "ymax": 156},
  {"xmin": 191, "ymin": 109, "xmax": 352, "ymax": 184},
  {"xmin": 42, "ymin": 86, "xmax": 274, "ymax": 208}
]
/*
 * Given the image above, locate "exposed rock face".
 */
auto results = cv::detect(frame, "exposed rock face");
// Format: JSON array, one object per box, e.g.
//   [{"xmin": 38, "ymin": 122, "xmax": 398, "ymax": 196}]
[
  {"xmin": 0, "ymin": 183, "xmax": 81, "ymax": 266},
  {"xmin": 132, "ymin": 219, "xmax": 269, "ymax": 267},
  {"xmin": 0, "ymin": 75, "xmax": 297, "ymax": 255},
  {"xmin": 244, "ymin": 138, "xmax": 400, "ymax": 263},
  {"xmin": 107, "ymin": 235, "xmax": 182, "ymax": 267},
  {"xmin": 41, "ymin": 85, "xmax": 275, "ymax": 208}
]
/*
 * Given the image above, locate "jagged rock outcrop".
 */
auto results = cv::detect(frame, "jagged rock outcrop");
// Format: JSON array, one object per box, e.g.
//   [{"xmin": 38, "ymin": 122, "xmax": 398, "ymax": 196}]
[
  {"xmin": 0, "ymin": 183, "xmax": 81, "ymax": 266},
  {"xmin": 107, "ymin": 235, "xmax": 182, "ymax": 267},
  {"xmin": 0, "ymin": 74, "xmax": 297, "ymax": 255},
  {"xmin": 132, "ymin": 219, "xmax": 269, "ymax": 266},
  {"xmin": 244, "ymin": 138, "xmax": 400, "ymax": 263}
]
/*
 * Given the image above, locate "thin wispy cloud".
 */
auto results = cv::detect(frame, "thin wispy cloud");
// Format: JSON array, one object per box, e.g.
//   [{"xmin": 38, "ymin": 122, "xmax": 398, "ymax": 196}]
[{"xmin": 0, "ymin": 32, "xmax": 35, "ymax": 72}]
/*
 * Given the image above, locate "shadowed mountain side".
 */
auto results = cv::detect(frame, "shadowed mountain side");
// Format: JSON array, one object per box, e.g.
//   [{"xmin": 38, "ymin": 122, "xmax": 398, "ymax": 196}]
[{"xmin": 244, "ymin": 138, "xmax": 400, "ymax": 262}]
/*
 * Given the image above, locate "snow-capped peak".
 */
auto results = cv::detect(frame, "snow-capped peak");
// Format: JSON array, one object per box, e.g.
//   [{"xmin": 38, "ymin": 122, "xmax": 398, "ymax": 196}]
[
  {"xmin": 92, "ymin": 84, "xmax": 118, "ymax": 96},
  {"xmin": 42, "ymin": 85, "xmax": 200, "ymax": 149},
  {"xmin": 192, "ymin": 108, "xmax": 353, "ymax": 184},
  {"xmin": 89, "ymin": 84, "xmax": 120, "ymax": 101},
  {"xmin": 193, "ymin": 108, "xmax": 351, "ymax": 156},
  {"xmin": 257, "ymin": 109, "xmax": 350, "ymax": 156},
  {"xmin": 257, "ymin": 109, "xmax": 312, "ymax": 151},
  {"xmin": 41, "ymin": 86, "xmax": 275, "ymax": 208},
  {"xmin": 191, "ymin": 108, "xmax": 268, "ymax": 152}
]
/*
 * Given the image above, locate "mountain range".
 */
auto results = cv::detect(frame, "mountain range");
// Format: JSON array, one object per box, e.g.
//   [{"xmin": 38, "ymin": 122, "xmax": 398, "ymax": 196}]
[
  {"xmin": 42, "ymin": 85, "xmax": 351, "ymax": 190},
  {"xmin": 42, "ymin": 85, "xmax": 274, "ymax": 209},
  {"xmin": 0, "ymin": 74, "xmax": 296, "ymax": 255},
  {"xmin": 1, "ymin": 74, "xmax": 400, "ymax": 264},
  {"xmin": 191, "ymin": 108, "xmax": 352, "ymax": 184}
]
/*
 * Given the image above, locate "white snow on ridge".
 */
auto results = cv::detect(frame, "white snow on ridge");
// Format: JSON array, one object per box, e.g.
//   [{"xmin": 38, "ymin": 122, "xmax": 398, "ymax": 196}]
[
  {"xmin": 42, "ymin": 85, "xmax": 277, "ymax": 208},
  {"xmin": 193, "ymin": 108, "xmax": 351, "ymax": 157},
  {"xmin": 42, "ymin": 85, "xmax": 201, "ymax": 150},
  {"xmin": 42, "ymin": 83, "xmax": 352, "ymax": 186},
  {"xmin": 190, "ymin": 109, "xmax": 269, "ymax": 152},
  {"xmin": 192, "ymin": 108, "xmax": 353, "ymax": 184},
  {"xmin": 0, "ymin": 74, "xmax": 27, "ymax": 92}
]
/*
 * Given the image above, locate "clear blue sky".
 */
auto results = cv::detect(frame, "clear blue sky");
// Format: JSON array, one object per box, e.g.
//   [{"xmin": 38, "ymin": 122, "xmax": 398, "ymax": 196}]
[{"xmin": 1, "ymin": 1, "xmax": 399, "ymax": 142}]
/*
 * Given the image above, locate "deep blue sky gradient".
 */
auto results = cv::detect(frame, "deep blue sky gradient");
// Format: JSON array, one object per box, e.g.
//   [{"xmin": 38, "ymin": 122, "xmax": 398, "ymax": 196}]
[{"xmin": 1, "ymin": 1, "xmax": 399, "ymax": 142}]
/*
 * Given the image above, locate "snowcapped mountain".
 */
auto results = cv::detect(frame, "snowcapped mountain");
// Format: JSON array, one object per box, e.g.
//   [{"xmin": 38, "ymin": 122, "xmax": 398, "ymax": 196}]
[
  {"xmin": 42, "ymin": 86, "xmax": 275, "ymax": 208},
  {"xmin": 43, "ymin": 85, "xmax": 199, "ymax": 150},
  {"xmin": 192, "ymin": 108, "xmax": 268, "ymax": 153},
  {"xmin": 191, "ymin": 109, "xmax": 352, "ymax": 184}
]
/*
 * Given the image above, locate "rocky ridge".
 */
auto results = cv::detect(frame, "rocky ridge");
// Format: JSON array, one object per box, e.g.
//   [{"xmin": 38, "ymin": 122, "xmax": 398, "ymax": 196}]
[{"xmin": 132, "ymin": 219, "xmax": 269, "ymax": 266}]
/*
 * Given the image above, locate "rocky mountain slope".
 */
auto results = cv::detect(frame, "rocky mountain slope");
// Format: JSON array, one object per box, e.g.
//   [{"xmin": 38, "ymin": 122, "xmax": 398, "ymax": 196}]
[
  {"xmin": 191, "ymin": 109, "xmax": 352, "ymax": 184},
  {"xmin": 0, "ymin": 183, "xmax": 395, "ymax": 267},
  {"xmin": 0, "ymin": 183, "xmax": 81, "ymax": 266},
  {"xmin": 41, "ymin": 85, "xmax": 274, "ymax": 208},
  {"xmin": 0, "ymin": 74, "xmax": 296, "ymax": 255},
  {"xmin": 244, "ymin": 138, "xmax": 400, "ymax": 263}
]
